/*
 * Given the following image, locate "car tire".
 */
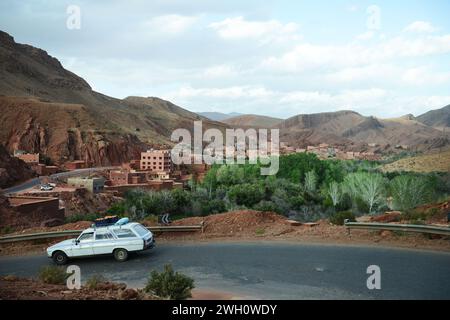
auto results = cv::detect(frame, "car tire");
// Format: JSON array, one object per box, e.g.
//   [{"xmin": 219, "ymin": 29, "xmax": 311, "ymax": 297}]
[
  {"xmin": 114, "ymin": 248, "xmax": 128, "ymax": 262},
  {"xmin": 53, "ymin": 251, "xmax": 68, "ymax": 265}
]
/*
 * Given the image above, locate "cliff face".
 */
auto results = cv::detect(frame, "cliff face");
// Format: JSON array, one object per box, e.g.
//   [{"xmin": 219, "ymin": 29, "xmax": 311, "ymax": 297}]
[
  {"xmin": 0, "ymin": 31, "xmax": 226, "ymax": 165},
  {"xmin": 0, "ymin": 97, "xmax": 145, "ymax": 166},
  {"xmin": 0, "ymin": 145, "xmax": 36, "ymax": 188}
]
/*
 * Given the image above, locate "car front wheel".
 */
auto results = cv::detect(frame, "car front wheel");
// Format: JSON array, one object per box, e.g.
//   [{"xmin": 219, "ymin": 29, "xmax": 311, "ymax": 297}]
[
  {"xmin": 53, "ymin": 251, "xmax": 68, "ymax": 265},
  {"xmin": 113, "ymin": 248, "xmax": 128, "ymax": 262}
]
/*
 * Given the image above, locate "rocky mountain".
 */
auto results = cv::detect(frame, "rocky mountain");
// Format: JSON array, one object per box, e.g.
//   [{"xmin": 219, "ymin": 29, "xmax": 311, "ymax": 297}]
[
  {"xmin": 0, "ymin": 31, "xmax": 225, "ymax": 165},
  {"xmin": 277, "ymin": 110, "xmax": 449, "ymax": 151},
  {"xmin": 1, "ymin": 30, "xmax": 448, "ymax": 161},
  {"xmin": 417, "ymin": 105, "xmax": 450, "ymax": 129},
  {"xmin": 223, "ymin": 114, "xmax": 283, "ymax": 128},
  {"xmin": 198, "ymin": 112, "xmax": 243, "ymax": 121}
]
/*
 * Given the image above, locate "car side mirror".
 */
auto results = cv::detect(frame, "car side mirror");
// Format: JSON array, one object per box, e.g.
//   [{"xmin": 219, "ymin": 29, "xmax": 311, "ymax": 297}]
[{"xmin": 75, "ymin": 240, "xmax": 80, "ymax": 245}]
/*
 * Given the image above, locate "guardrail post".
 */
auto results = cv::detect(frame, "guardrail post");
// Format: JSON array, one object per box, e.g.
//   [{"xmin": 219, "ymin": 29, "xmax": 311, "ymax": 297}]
[
  {"xmin": 201, "ymin": 221, "xmax": 205, "ymax": 233},
  {"xmin": 344, "ymin": 219, "xmax": 351, "ymax": 236}
]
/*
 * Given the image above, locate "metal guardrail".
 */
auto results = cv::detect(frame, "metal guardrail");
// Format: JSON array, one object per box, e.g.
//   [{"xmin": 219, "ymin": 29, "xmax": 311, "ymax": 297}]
[
  {"xmin": 0, "ymin": 230, "xmax": 82, "ymax": 243},
  {"xmin": 149, "ymin": 224, "xmax": 204, "ymax": 233},
  {"xmin": 345, "ymin": 222, "xmax": 450, "ymax": 236},
  {"xmin": 0, "ymin": 224, "xmax": 204, "ymax": 244}
]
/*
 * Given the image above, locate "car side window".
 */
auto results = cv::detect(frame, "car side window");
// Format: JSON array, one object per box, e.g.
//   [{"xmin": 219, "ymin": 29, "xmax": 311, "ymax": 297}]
[
  {"xmin": 95, "ymin": 232, "xmax": 113, "ymax": 240},
  {"xmin": 113, "ymin": 229, "xmax": 137, "ymax": 239},
  {"xmin": 133, "ymin": 224, "xmax": 149, "ymax": 237},
  {"xmin": 78, "ymin": 232, "xmax": 94, "ymax": 241}
]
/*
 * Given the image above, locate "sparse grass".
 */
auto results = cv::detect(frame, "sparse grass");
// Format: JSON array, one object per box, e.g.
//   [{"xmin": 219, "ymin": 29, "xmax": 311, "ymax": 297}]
[
  {"xmin": 38, "ymin": 266, "xmax": 68, "ymax": 285},
  {"xmin": 329, "ymin": 211, "xmax": 356, "ymax": 226},
  {"xmin": 65, "ymin": 212, "xmax": 102, "ymax": 223},
  {"xmin": 402, "ymin": 207, "xmax": 443, "ymax": 223},
  {"xmin": 0, "ymin": 226, "xmax": 14, "ymax": 235},
  {"xmin": 85, "ymin": 275, "xmax": 107, "ymax": 290},
  {"xmin": 382, "ymin": 150, "xmax": 450, "ymax": 173},
  {"xmin": 255, "ymin": 228, "xmax": 266, "ymax": 236}
]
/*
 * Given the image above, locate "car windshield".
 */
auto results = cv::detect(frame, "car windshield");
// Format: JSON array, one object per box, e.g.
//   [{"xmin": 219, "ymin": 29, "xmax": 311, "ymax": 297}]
[
  {"xmin": 133, "ymin": 224, "xmax": 149, "ymax": 237},
  {"xmin": 78, "ymin": 232, "xmax": 94, "ymax": 241}
]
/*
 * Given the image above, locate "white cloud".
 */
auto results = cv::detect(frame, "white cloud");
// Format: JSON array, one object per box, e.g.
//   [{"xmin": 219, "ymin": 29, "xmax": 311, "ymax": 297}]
[
  {"xmin": 169, "ymin": 85, "xmax": 275, "ymax": 100},
  {"xmin": 203, "ymin": 65, "xmax": 239, "ymax": 78},
  {"xmin": 401, "ymin": 66, "xmax": 450, "ymax": 85},
  {"xmin": 347, "ymin": 5, "xmax": 359, "ymax": 12},
  {"xmin": 209, "ymin": 16, "xmax": 300, "ymax": 43},
  {"xmin": 280, "ymin": 88, "xmax": 387, "ymax": 107},
  {"xmin": 404, "ymin": 21, "xmax": 438, "ymax": 33},
  {"xmin": 261, "ymin": 35, "xmax": 450, "ymax": 73},
  {"xmin": 356, "ymin": 31, "xmax": 374, "ymax": 41},
  {"xmin": 143, "ymin": 14, "xmax": 198, "ymax": 35},
  {"xmin": 324, "ymin": 64, "xmax": 397, "ymax": 83},
  {"xmin": 164, "ymin": 84, "xmax": 450, "ymax": 118}
]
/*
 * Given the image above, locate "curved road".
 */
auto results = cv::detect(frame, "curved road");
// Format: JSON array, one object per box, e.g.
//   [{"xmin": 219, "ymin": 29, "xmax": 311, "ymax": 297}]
[
  {"xmin": 2, "ymin": 167, "xmax": 118, "ymax": 195},
  {"xmin": 1, "ymin": 242, "xmax": 449, "ymax": 299}
]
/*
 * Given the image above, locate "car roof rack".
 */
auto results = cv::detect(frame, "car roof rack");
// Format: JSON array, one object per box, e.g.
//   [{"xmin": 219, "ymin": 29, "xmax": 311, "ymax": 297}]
[{"xmin": 92, "ymin": 216, "xmax": 130, "ymax": 229}]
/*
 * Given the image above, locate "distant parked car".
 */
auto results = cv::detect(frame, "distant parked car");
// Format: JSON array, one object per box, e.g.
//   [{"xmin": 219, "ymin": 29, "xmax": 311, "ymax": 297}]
[
  {"xmin": 46, "ymin": 219, "xmax": 155, "ymax": 265},
  {"xmin": 40, "ymin": 184, "xmax": 54, "ymax": 191}
]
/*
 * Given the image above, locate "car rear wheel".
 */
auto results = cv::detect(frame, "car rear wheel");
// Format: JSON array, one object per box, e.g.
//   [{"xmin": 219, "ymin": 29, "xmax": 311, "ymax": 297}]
[
  {"xmin": 113, "ymin": 248, "xmax": 128, "ymax": 262},
  {"xmin": 53, "ymin": 251, "xmax": 68, "ymax": 265}
]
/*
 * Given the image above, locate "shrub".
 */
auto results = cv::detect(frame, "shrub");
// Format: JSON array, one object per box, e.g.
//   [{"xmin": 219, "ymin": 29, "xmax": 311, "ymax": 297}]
[
  {"xmin": 85, "ymin": 274, "xmax": 107, "ymax": 290},
  {"xmin": 144, "ymin": 264, "xmax": 194, "ymax": 300},
  {"xmin": 253, "ymin": 200, "xmax": 278, "ymax": 213},
  {"xmin": 107, "ymin": 202, "xmax": 127, "ymax": 215},
  {"xmin": 255, "ymin": 228, "xmax": 266, "ymax": 236},
  {"xmin": 329, "ymin": 211, "xmax": 356, "ymax": 226},
  {"xmin": 402, "ymin": 209, "xmax": 429, "ymax": 223},
  {"xmin": 201, "ymin": 198, "xmax": 227, "ymax": 216},
  {"xmin": 0, "ymin": 226, "xmax": 14, "ymax": 235},
  {"xmin": 38, "ymin": 266, "xmax": 68, "ymax": 285},
  {"xmin": 65, "ymin": 212, "xmax": 102, "ymax": 223},
  {"xmin": 288, "ymin": 195, "xmax": 305, "ymax": 210},
  {"xmin": 227, "ymin": 183, "xmax": 265, "ymax": 207}
]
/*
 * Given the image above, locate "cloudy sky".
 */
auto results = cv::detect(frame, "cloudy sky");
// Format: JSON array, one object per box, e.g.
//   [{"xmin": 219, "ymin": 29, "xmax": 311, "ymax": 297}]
[{"xmin": 1, "ymin": 0, "xmax": 450, "ymax": 119}]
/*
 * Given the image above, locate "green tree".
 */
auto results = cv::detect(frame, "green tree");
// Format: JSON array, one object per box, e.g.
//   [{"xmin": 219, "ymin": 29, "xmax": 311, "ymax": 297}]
[
  {"xmin": 344, "ymin": 172, "xmax": 386, "ymax": 214},
  {"xmin": 304, "ymin": 170, "xmax": 318, "ymax": 193},
  {"xmin": 327, "ymin": 181, "xmax": 342, "ymax": 208},
  {"xmin": 390, "ymin": 175, "xmax": 431, "ymax": 211},
  {"xmin": 227, "ymin": 183, "xmax": 265, "ymax": 207}
]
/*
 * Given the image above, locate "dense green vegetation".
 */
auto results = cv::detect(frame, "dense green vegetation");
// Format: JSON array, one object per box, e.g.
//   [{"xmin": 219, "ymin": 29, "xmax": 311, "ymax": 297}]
[{"xmin": 107, "ymin": 153, "xmax": 449, "ymax": 223}]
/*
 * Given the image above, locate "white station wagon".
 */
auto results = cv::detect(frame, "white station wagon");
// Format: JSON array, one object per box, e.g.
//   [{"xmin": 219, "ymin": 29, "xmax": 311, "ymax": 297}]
[{"xmin": 47, "ymin": 222, "xmax": 155, "ymax": 265}]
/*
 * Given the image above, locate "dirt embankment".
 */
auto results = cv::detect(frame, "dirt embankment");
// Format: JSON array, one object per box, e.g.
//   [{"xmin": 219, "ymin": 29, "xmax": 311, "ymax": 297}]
[
  {"xmin": 0, "ymin": 276, "xmax": 155, "ymax": 300},
  {"xmin": 160, "ymin": 210, "xmax": 450, "ymax": 252}
]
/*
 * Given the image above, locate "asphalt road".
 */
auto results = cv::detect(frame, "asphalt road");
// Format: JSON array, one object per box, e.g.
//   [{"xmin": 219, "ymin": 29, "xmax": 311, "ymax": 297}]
[
  {"xmin": 2, "ymin": 167, "xmax": 118, "ymax": 194},
  {"xmin": 0, "ymin": 242, "xmax": 449, "ymax": 299}
]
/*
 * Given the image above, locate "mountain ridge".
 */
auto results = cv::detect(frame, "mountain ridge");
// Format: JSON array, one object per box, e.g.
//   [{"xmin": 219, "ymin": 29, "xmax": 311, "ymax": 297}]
[
  {"xmin": 0, "ymin": 31, "xmax": 226, "ymax": 165},
  {"xmin": 0, "ymin": 30, "xmax": 449, "ymax": 162}
]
